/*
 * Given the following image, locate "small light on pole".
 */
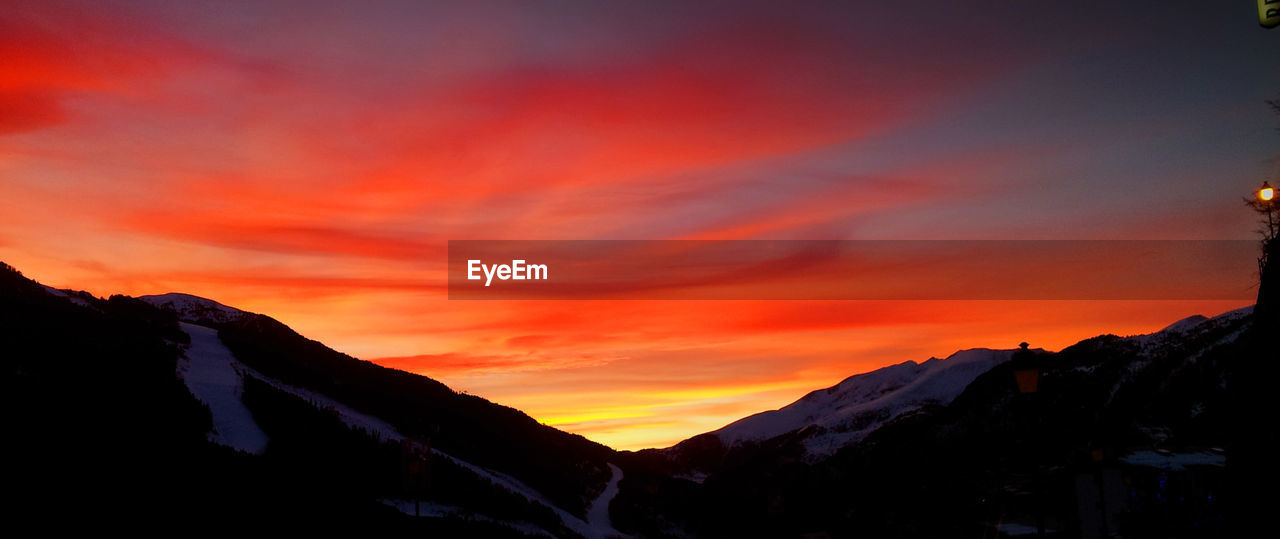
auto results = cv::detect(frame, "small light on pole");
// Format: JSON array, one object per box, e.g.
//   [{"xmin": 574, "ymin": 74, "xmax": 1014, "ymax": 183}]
[{"xmin": 1259, "ymin": 181, "xmax": 1278, "ymax": 241}]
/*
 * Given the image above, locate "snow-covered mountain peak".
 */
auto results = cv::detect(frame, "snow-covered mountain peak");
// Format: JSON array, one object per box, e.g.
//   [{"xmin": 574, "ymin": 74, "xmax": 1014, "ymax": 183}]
[
  {"xmin": 711, "ymin": 347, "xmax": 1016, "ymax": 458},
  {"xmin": 1158, "ymin": 306, "xmax": 1250, "ymax": 336},
  {"xmin": 140, "ymin": 292, "xmax": 247, "ymax": 325},
  {"xmin": 1157, "ymin": 315, "xmax": 1210, "ymax": 335},
  {"xmin": 1128, "ymin": 306, "xmax": 1253, "ymax": 349}
]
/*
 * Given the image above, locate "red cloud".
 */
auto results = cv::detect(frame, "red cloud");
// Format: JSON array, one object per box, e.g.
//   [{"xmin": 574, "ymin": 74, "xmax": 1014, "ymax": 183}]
[
  {"xmin": 0, "ymin": 90, "xmax": 66, "ymax": 134},
  {"xmin": 0, "ymin": 1, "xmax": 210, "ymax": 135}
]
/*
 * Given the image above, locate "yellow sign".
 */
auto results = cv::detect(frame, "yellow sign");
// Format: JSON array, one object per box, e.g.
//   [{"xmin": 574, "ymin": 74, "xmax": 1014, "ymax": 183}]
[{"xmin": 1262, "ymin": 0, "xmax": 1280, "ymax": 28}]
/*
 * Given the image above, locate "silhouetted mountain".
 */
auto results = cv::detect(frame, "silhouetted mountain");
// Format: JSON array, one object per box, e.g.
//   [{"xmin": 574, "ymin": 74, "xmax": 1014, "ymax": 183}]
[
  {"xmin": 2, "ymin": 261, "xmax": 620, "ymax": 535},
  {"xmin": 138, "ymin": 292, "xmax": 614, "ymax": 521},
  {"xmin": 690, "ymin": 348, "xmax": 1018, "ymax": 462},
  {"xmin": 615, "ymin": 306, "xmax": 1264, "ymax": 538}
]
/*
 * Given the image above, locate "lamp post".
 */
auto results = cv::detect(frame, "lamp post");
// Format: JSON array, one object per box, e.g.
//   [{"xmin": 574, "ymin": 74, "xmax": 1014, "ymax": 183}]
[
  {"xmin": 1255, "ymin": 181, "xmax": 1279, "ymax": 324},
  {"xmin": 1259, "ymin": 181, "xmax": 1276, "ymax": 240}
]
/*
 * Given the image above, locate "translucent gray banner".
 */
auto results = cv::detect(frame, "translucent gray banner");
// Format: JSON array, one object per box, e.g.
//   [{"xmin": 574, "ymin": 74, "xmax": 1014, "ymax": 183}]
[{"xmin": 447, "ymin": 240, "xmax": 1258, "ymax": 300}]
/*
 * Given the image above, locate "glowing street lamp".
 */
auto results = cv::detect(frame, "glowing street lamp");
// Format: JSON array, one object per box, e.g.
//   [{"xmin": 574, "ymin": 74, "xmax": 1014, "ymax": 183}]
[
  {"xmin": 1258, "ymin": 181, "xmax": 1278, "ymax": 241},
  {"xmin": 1249, "ymin": 180, "xmax": 1280, "ymax": 242}
]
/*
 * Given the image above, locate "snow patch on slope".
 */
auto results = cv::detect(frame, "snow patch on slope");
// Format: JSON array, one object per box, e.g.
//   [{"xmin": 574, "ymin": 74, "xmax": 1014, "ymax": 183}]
[
  {"xmin": 1121, "ymin": 450, "xmax": 1226, "ymax": 471},
  {"xmin": 715, "ymin": 348, "xmax": 1015, "ymax": 458},
  {"xmin": 42, "ymin": 285, "xmax": 93, "ymax": 307},
  {"xmin": 245, "ymin": 363, "xmax": 403, "ymax": 442},
  {"xmin": 178, "ymin": 322, "xmax": 269, "ymax": 455},
  {"xmin": 432, "ymin": 451, "xmax": 627, "ymax": 538},
  {"xmin": 378, "ymin": 499, "xmax": 557, "ymax": 537},
  {"xmin": 378, "ymin": 499, "xmax": 462, "ymax": 518}
]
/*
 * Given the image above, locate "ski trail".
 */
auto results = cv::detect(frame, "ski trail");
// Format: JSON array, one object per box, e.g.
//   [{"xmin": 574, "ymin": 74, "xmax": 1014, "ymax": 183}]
[
  {"xmin": 178, "ymin": 322, "xmax": 269, "ymax": 454},
  {"xmin": 586, "ymin": 463, "xmax": 625, "ymax": 539}
]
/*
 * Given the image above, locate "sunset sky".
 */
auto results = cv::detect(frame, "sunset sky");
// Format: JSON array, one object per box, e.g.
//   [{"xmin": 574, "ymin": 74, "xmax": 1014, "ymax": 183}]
[{"xmin": 2, "ymin": 1, "xmax": 1277, "ymax": 449}]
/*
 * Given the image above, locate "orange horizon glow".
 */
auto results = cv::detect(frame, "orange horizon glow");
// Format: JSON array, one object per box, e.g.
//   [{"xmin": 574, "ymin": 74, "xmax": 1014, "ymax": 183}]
[{"xmin": 2, "ymin": 2, "xmax": 1277, "ymax": 450}]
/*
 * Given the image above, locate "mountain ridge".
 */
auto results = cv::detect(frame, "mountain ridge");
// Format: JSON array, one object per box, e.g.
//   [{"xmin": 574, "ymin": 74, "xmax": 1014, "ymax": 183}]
[
  {"xmin": 669, "ymin": 304, "xmax": 1253, "ymax": 462},
  {"xmin": 709, "ymin": 347, "xmax": 1018, "ymax": 458},
  {"xmin": 1, "ymin": 261, "xmax": 618, "ymax": 535},
  {"xmin": 612, "ymin": 301, "xmax": 1261, "ymax": 537}
]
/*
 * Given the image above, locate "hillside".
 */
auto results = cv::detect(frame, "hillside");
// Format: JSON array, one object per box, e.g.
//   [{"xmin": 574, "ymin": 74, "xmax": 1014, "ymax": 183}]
[
  {"xmin": 1, "ymin": 261, "xmax": 617, "ymax": 535},
  {"xmin": 614, "ymin": 305, "xmax": 1267, "ymax": 537},
  {"xmin": 137, "ymin": 292, "xmax": 614, "ymax": 520},
  {"xmin": 709, "ymin": 347, "xmax": 1017, "ymax": 459}
]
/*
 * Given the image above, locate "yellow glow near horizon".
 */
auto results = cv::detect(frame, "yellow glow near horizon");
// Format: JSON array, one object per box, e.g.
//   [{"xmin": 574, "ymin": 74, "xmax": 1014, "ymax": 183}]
[{"xmin": 1261, "ymin": 187, "xmax": 1275, "ymax": 202}]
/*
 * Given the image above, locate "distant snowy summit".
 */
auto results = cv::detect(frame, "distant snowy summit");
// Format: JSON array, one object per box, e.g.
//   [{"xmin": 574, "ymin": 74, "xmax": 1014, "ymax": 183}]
[
  {"xmin": 1130, "ymin": 305, "xmax": 1252, "ymax": 348},
  {"xmin": 703, "ymin": 305, "xmax": 1254, "ymax": 459},
  {"xmin": 139, "ymin": 292, "xmax": 248, "ymax": 325},
  {"xmin": 713, "ymin": 348, "xmax": 1016, "ymax": 458}
]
